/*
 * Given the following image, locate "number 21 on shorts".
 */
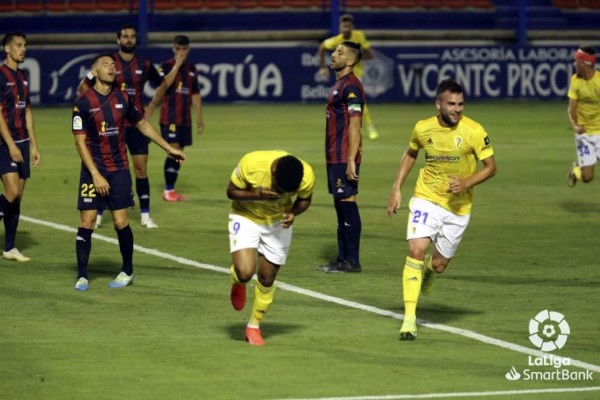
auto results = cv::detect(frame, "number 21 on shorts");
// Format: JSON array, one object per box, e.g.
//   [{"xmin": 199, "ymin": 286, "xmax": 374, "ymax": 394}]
[{"xmin": 412, "ymin": 210, "xmax": 429, "ymax": 224}]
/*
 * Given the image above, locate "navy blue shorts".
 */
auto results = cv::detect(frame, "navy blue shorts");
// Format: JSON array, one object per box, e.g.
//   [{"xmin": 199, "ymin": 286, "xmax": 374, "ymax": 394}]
[
  {"xmin": 161, "ymin": 124, "xmax": 192, "ymax": 147},
  {"xmin": 125, "ymin": 125, "xmax": 150, "ymax": 156},
  {"xmin": 0, "ymin": 141, "xmax": 30, "ymax": 179},
  {"xmin": 327, "ymin": 163, "xmax": 360, "ymax": 199},
  {"xmin": 77, "ymin": 169, "xmax": 134, "ymax": 211}
]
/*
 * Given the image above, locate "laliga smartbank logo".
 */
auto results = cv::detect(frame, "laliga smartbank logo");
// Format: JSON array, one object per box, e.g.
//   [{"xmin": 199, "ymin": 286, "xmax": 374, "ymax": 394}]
[
  {"xmin": 504, "ymin": 310, "xmax": 593, "ymax": 382},
  {"xmin": 528, "ymin": 309, "xmax": 570, "ymax": 351}
]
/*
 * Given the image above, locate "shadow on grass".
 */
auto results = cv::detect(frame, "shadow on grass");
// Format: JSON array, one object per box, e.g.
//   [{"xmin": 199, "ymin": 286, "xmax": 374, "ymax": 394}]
[
  {"xmin": 446, "ymin": 274, "xmax": 599, "ymax": 288},
  {"xmin": 416, "ymin": 304, "xmax": 484, "ymax": 324},
  {"xmin": 14, "ymin": 230, "xmax": 37, "ymax": 252},
  {"xmin": 225, "ymin": 322, "xmax": 303, "ymax": 342},
  {"xmin": 560, "ymin": 200, "xmax": 600, "ymax": 214},
  {"xmin": 86, "ymin": 257, "xmax": 123, "ymax": 278}
]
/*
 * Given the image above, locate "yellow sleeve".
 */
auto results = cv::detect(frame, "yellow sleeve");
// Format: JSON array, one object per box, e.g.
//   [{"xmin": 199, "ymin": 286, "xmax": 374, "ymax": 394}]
[
  {"xmin": 408, "ymin": 125, "xmax": 421, "ymax": 151},
  {"xmin": 323, "ymin": 34, "xmax": 343, "ymax": 50},
  {"xmin": 356, "ymin": 31, "xmax": 371, "ymax": 49},
  {"xmin": 297, "ymin": 162, "xmax": 315, "ymax": 199},
  {"xmin": 230, "ymin": 155, "xmax": 249, "ymax": 189},
  {"xmin": 473, "ymin": 126, "xmax": 494, "ymax": 160},
  {"xmin": 567, "ymin": 74, "xmax": 578, "ymax": 101}
]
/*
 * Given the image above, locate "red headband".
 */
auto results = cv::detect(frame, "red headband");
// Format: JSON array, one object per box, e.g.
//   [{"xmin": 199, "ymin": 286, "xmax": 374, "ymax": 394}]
[{"xmin": 574, "ymin": 49, "xmax": 597, "ymax": 65}]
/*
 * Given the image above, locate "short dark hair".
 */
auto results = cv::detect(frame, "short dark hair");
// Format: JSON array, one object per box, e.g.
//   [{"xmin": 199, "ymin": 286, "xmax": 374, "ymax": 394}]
[
  {"xmin": 117, "ymin": 24, "xmax": 135, "ymax": 39},
  {"xmin": 91, "ymin": 52, "xmax": 115, "ymax": 67},
  {"xmin": 3, "ymin": 32, "xmax": 26, "ymax": 47},
  {"xmin": 340, "ymin": 14, "xmax": 355, "ymax": 24},
  {"xmin": 436, "ymin": 79, "xmax": 463, "ymax": 99},
  {"xmin": 173, "ymin": 35, "xmax": 190, "ymax": 46},
  {"xmin": 273, "ymin": 155, "xmax": 304, "ymax": 193},
  {"xmin": 579, "ymin": 45, "xmax": 596, "ymax": 56},
  {"xmin": 341, "ymin": 41, "xmax": 362, "ymax": 64}
]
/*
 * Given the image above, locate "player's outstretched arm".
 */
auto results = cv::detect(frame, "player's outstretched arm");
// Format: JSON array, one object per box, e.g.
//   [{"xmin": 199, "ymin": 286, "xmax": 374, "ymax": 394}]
[
  {"xmin": 387, "ymin": 147, "xmax": 418, "ymax": 218},
  {"xmin": 136, "ymin": 119, "xmax": 185, "ymax": 162}
]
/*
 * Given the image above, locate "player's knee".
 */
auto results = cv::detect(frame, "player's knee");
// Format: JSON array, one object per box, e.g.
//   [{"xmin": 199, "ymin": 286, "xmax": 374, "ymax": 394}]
[
  {"xmin": 432, "ymin": 258, "xmax": 449, "ymax": 273},
  {"xmin": 3, "ymin": 188, "xmax": 20, "ymax": 202},
  {"xmin": 582, "ymin": 175, "xmax": 594, "ymax": 183},
  {"xmin": 257, "ymin": 273, "xmax": 276, "ymax": 288},
  {"xmin": 133, "ymin": 165, "xmax": 147, "ymax": 178},
  {"xmin": 112, "ymin": 218, "xmax": 129, "ymax": 230},
  {"xmin": 234, "ymin": 265, "xmax": 254, "ymax": 283}
]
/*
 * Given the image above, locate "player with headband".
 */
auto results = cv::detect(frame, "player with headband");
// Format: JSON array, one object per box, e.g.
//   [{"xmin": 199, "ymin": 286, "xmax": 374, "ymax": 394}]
[{"xmin": 567, "ymin": 46, "xmax": 600, "ymax": 187}]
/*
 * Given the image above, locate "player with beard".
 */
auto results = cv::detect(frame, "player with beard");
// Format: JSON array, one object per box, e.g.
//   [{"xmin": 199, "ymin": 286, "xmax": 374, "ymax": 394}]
[
  {"xmin": 317, "ymin": 41, "xmax": 365, "ymax": 274},
  {"xmin": 0, "ymin": 32, "xmax": 41, "ymax": 262},
  {"xmin": 387, "ymin": 79, "xmax": 496, "ymax": 340},
  {"xmin": 78, "ymin": 24, "xmax": 185, "ymax": 229}
]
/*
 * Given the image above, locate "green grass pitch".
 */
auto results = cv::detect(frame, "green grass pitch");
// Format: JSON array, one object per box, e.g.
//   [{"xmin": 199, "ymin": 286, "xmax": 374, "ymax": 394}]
[{"xmin": 0, "ymin": 102, "xmax": 599, "ymax": 400}]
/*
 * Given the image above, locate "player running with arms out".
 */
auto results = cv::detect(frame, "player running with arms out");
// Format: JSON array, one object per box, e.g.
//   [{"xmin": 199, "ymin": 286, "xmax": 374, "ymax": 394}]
[
  {"xmin": 227, "ymin": 150, "xmax": 314, "ymax": 346},
  {"xmin": 387, "ymin": 79, "xmax": 496, "ymax": 340},
  {"xmin": 567, "ymin": 46, "xmax": 600, "ymax": 187},
  {"xmin": 0, "ymin": 32, "xmax": 41, "ymax": 262},
  {"xmin": 72, "ymin": 53, "xmax": 185, "ymax": 291}
]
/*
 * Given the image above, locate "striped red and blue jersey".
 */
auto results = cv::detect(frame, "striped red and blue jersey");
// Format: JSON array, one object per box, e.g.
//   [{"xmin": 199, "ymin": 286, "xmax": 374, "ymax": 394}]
[
  {"xmin": 0, "ymin": 64, "xmax": 30, "ymax": 144},
  {"xmin": 325, "ymin": 72, "xmax": 365, "ymax": 164},
  {"xmin": 85, "ymin": 53, "xmax": 163, "ymax": 125},
  {"xmin": 158, "ymin": 60, "xmax": 199, "ymax": 127},
  {"xmin": 72, "ymin": 88, "xmax": 143, "ymax": 173}
]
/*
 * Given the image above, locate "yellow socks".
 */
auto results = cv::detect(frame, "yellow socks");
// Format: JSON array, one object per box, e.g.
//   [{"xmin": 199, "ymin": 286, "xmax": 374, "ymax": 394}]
[
  {"xmin": 573, "ymin": 165, "xmax": 582, "ymax": 181},
  {"xmin": 248, "ymin": 281, "xmax": 275, "ymax": 327},
  {"xmin": 230, "ymin": 265, "xmax": 242, "ymax": 284},
  {"xmin": 403, "ymin": 256, "xmax": 424, "ymax": 318}
]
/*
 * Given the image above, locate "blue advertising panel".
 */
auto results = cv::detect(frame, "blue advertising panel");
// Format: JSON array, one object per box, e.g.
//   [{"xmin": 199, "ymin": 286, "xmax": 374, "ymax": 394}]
[{"xmin": 24, "ymin": 44, "xmax": 579, "ymax": 106}]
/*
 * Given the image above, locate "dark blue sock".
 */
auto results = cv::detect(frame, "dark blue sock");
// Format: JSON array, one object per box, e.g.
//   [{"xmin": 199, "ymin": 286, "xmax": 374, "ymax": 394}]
[
  {"xmin": 341, "ymin": 201, "xmax": 361, "ymax": 265},
  {"xmin": 136, "ymin": 177, "xmax": 150, "ymax": 213},
  {"xmin": 76, "ymin": 227, "xmax": 93, "ymax": 279},
  {"xmin": 116, "ymin": 225, "xmax": 134, "ymax": 275},
  {"xmin": 0, "ymin": 194, "xmax": 8, "ymax": 221},
  {"xmin": 334, "ymin": 200, "xmax": 346, "ymax": 261},
  {"xmin": 164, "ymin": 157, "xmax": 180, "ymax": 191},
  {"xmin": 3, "ymin": 201, "xmax": 19, "ymax": 251}
]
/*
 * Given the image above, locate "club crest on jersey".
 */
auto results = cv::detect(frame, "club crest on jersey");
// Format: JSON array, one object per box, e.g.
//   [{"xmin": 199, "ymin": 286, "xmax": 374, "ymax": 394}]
[
  {"xmin": 348, "ymin": 92, "xmax": 357, "ymax": 99},
  {"xmin": 454, "ymin": 136, "xmax": 463, "ymax": 147}
]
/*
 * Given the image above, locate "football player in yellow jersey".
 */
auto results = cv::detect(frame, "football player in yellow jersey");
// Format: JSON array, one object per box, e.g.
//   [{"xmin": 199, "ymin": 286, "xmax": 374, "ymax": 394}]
[
  {"xmin": 567, "ymin": 46, "xmax": 600, "ymax": 187},
  {"xmin": 387, "ymin": 79, "xmax": 496, "ymax": 340},
  {"xmin": 227, "ymin": 150, "xmax": 315, "ymax": 345},
  {"xmin": 318, "ymin": 14, "xmax": 380, "ymax": 140}
]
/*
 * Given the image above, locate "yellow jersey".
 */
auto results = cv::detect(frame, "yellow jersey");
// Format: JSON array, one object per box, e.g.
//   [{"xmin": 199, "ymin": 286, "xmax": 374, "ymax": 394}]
[
  {"xmin": 409, "ymin": 115, "xmax": 494, "ymax": 216},
  {"xmin": 230, "ymin": 150, "xmax": 315, "ymax": 224},
  {"xmin": 568, "ymin": 71, "xmax": 600, "ymax": 134},
  {"xmin": 322, "ymin": 30, "xmax": 371, "ymax": 78}
]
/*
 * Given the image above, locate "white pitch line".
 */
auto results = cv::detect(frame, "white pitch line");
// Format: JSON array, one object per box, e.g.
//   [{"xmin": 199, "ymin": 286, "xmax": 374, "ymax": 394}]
[
  {"xmin": 21, "ymin": 215, "xmax": 600, "ymax": 376},
  {"xmin": 275, "ymin": 386, "xmax": 600, "ymax": 400}
]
